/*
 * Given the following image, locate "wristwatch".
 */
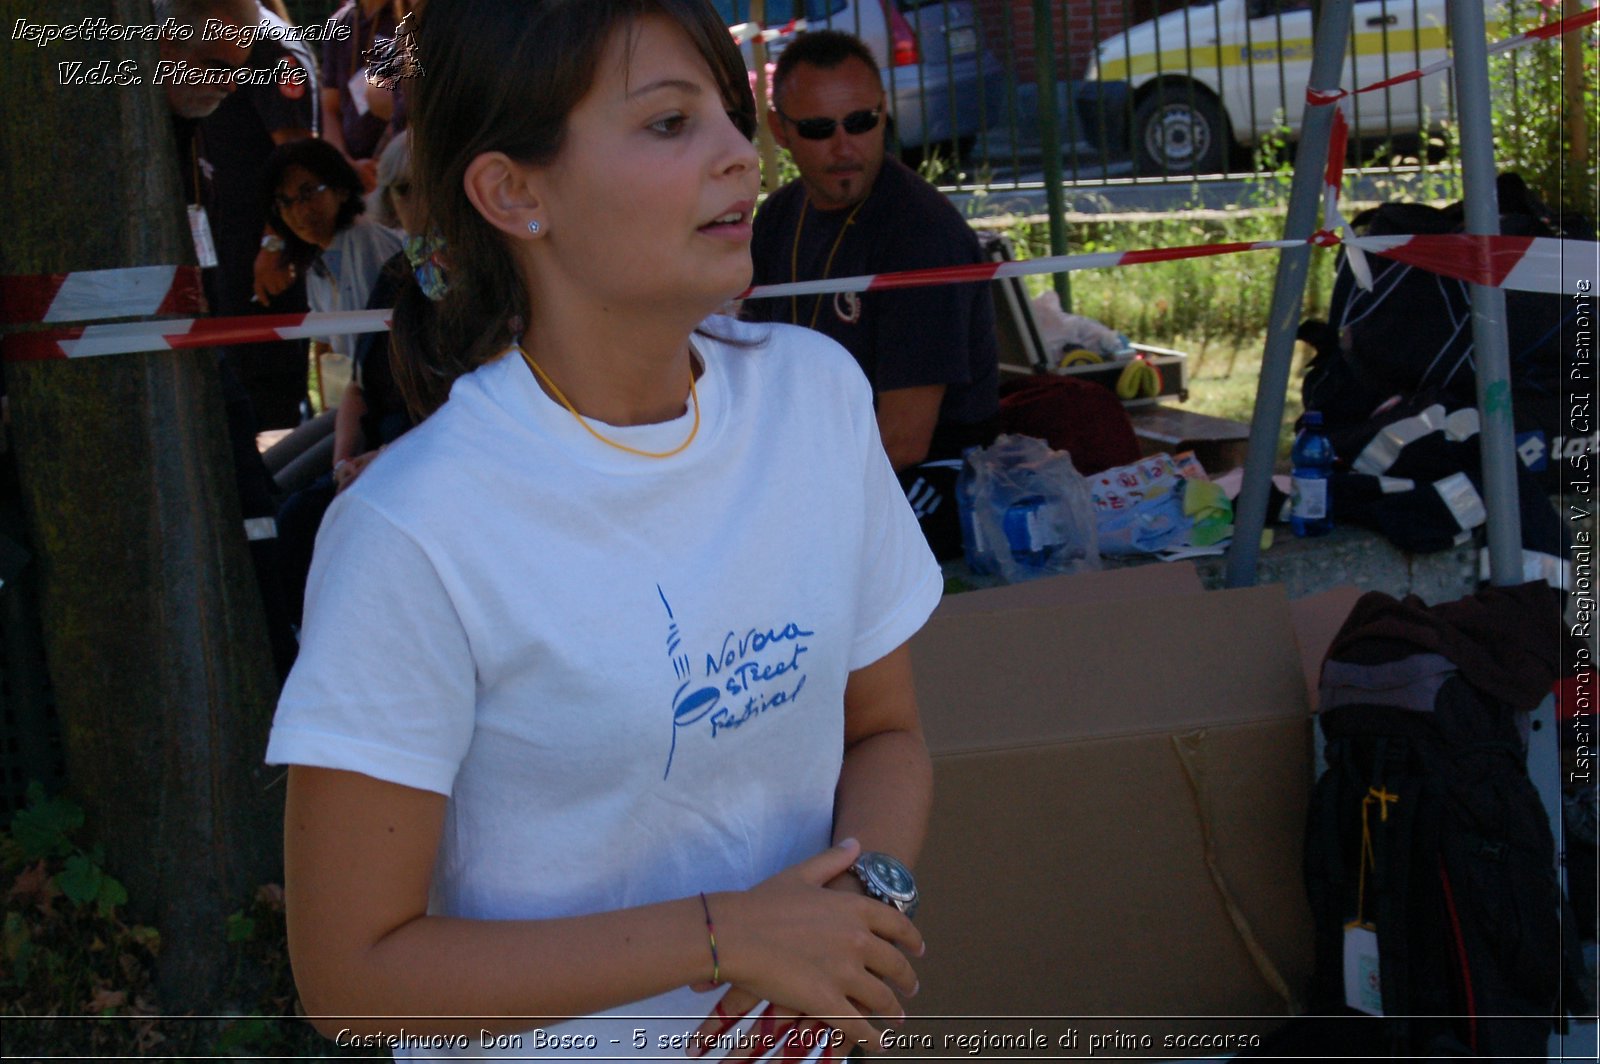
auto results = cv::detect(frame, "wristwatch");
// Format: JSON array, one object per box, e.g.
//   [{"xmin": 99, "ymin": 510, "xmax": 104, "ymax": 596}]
[
  {"xmin": 849, "ymin": 851, "xmax": 919, "ymax": 919},
  {"xmin": 260, "ymin": 233, "xmax": 286, "ymax": 253}
]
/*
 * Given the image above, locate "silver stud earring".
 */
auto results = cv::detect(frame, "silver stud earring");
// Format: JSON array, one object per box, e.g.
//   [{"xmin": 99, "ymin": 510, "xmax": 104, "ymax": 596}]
[{"xmin": 527, "ymin": 220, "xmax": 542, "ymax": 235}]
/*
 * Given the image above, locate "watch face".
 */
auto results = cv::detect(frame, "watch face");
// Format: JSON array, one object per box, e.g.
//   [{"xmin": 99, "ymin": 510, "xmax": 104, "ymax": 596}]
[{"xmin": 862, "ymin": 853, "xmax": 916, "ymax": 902}]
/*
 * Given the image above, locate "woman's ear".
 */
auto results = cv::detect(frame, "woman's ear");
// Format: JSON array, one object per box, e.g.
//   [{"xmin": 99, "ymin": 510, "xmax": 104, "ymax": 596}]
[{"xmin": 463, "ymin": 152, "xmax": 544, "ymax": 240}]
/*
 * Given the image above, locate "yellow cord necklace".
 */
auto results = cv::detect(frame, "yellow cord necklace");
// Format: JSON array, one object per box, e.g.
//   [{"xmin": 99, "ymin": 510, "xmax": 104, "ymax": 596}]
[
  {"xmin": 790, "ymin": 197, "xmax": 866, "ymax": 329},
  {"xmin": 517, "ymin": 344, "xmax": 700, "ymax": 460}
]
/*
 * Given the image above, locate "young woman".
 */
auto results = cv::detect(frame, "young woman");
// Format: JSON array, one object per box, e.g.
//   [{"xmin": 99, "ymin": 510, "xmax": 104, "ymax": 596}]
[
  {"xmin": 266, "ymin": 2, "xmax": 940, "ymax": 1059},
  {"xmin": 264, "ymin": 136, "xmax": 404, "ymax": 410},
  {"xmin": 275, "ymin": 133, "xmax": 420, "ymax": 628}
]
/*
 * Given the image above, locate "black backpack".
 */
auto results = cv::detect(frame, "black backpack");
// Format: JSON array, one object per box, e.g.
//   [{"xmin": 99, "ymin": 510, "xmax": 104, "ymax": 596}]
[
  {"xmin": 1291, "ymin": 584, "xmax": 1589, "ymax": 1058},
  {"xmin": 1311, "ymin": 390, "xmax": 1570, "ymax": 570},
  {"xmin": 1301, "ymin": 173, "xmax": 1594, "ymax": 492}
]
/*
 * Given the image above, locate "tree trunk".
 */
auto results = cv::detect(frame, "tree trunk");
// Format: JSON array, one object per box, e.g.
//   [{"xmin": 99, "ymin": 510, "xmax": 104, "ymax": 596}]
[
  {"xmin": 0, "ymin": 0, "xmax": 282, "ymax": 1011},
  {"xmin": 1562, "ymin": 0, "xmax": 1591, "ymax": 214},
  {"xmin": 748, "ymin": 0, "xmax": 782, "ymax": 194}
]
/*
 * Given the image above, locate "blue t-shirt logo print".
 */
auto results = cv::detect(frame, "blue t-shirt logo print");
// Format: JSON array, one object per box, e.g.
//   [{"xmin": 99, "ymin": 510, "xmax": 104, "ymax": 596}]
[
  {"xmin": 657, "ymin": 585, "xmax": 814, "ymax": 780},
  {"xmin": 660, "ymin": 586, "xmax": 721, "ymax": 780}
]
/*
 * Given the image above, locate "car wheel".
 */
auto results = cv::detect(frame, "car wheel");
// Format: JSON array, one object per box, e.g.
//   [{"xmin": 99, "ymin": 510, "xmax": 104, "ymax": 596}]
[{"xmin": 1133, "ymin": 87, "xmax": 1228, "ymax": 175}]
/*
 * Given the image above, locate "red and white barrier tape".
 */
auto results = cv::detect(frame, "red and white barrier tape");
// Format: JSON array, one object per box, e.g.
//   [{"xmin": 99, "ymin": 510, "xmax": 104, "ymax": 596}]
[
  {"xmin": 729, "ymin": 18, "xmax": 805, "ymax": 45},
  {"xmin": 1306, "ymin": 4, "xmax": 1598, "ymax": 105},
  {"xmin": 1305, "ymin": 5, "xmax": 1598, "ymax": 289},
  {"xmin": 741, "ymin": 239, "xmax": 1307, "ymax": 300},
  {"xmin": 1347, "ymin": 233, "xmax": 1598, "ymax": 293},
  {"xmin": 6, "ymin": 233, "xmax": 1593, "ymax": 362},
  {"xmin": 1316, "ymin": 106, "xmax": 1384, "ymax": 287},
  {"xmin": 0, "ymin": 265, "xmax": 202, "ymax": 325},
  {"xmin": 1320, "ymin": 106, "xmax": 1351, "ymax": 228},
  {"xmin": 3, "ymin": 308, "xmax": 392, "ymax": 362}
]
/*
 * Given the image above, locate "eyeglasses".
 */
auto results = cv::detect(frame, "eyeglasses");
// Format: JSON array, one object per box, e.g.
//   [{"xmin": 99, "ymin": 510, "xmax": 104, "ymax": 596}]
[
  {"xmin": 275, "ymin": 182, "xmax": 329, "ymax": 212},
  {"xmin": 776, "ymin": 105, "xmax": 883, "ymax": 141}
]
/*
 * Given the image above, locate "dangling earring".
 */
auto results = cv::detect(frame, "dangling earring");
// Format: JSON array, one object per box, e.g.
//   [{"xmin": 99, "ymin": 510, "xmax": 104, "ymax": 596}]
[{"xmin": 527, "ymin": 220, "xmax": 542, "ymax": 235}]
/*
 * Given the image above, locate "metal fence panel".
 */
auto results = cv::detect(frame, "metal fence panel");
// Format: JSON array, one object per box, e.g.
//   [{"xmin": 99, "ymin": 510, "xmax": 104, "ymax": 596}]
[{"xmin": 280, "ymin": 0, "xmax": 1474, "ymax": 192}]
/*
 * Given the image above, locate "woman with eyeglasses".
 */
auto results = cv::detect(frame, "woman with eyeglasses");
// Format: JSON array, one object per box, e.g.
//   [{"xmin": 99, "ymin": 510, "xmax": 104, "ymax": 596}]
[
  {"xmin": 264, "ymin": 137, "xmax": 404, "ymax": 415},
  {"xmin": 274, "ymin": 132, "xmax": 420, "ymax": 628},
  {"xmin": 267, "ymin": 1, "xmax": 937, "ymax": 1059}
]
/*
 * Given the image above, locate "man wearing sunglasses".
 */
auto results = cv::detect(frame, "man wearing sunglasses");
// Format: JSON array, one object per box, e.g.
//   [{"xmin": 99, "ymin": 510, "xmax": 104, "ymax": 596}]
[{"xmin": 748, "ymin": 30, "xmax": 999, "ymax": 562}]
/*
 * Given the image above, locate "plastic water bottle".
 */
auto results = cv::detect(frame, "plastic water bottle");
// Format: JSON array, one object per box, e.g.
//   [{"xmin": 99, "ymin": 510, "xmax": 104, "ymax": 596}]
[{"xmin": 1290, "ymin": 410, "xmax": 1334, "ymax": 537}]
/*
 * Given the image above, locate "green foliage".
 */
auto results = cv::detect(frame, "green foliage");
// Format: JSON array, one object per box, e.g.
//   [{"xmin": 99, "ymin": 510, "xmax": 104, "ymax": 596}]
[
  {"xmin": 1248, "ymin": 112, "xmax": 1297, "ymax": 202},
  {"xmin": 225, "ymin": 909, "xmax": 258, "ymax": 944},
  {"xmin": 213, "ymin": 1014, "xmax": 282, "ymax": 1057},
  {"xmin": 56, "ymin": 852, "xmax": 130, "ymax": 919},
  {"xmin": 3, "ymin": 783, "xmax": 131, "ymax": 926},
  {"xmin": 7, "ymin": 781, "xmax": 84, "ymax": 860},
  {"xmin": 997, "ymin": 204, "xmax": 1319, "ymax": 464},
  {"xmin": 1004, "ymin": 207, "xmax": 1326, "ymax": 351},
  {"xmin": 2, "ymin": 783, "xmax": 376, "ymax": 1058},
  {"xmin": 1491, "ymin": 1, "xmax": 1597, "ymax": 216},
  {"xmin": 2, "ymin": 784, "xmax": 162, "ymax": 1054}
]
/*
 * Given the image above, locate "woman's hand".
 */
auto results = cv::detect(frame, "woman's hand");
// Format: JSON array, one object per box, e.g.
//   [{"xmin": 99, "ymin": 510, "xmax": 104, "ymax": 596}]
[
  {"xmin": 692, "ymin": 874, "xmax": 873, "ymax": 1062},
  {"xmin": 252, "ymin": 247, "xmax": 296, "ymax": 304},
  {"xmin": 687, "ymin": 839, "xmax": 922, "ymax": 1059},
  {"xmin": 694, "ymin": 997, "xmax": 850, "ymax": 1064},
  {"xmin": 333, "ymin": 450, "xmax": 380, "ymax": 493}
]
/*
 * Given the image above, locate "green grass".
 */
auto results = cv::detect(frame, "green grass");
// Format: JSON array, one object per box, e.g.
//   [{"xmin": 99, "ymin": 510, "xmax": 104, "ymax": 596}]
[
  {"xmin": 986, "ymin": 206, "xmax": 1328, "ymax": 467},
  {"xmin": 1181, "ymin": 334, "xmax": 1309, "ymax": 467}
]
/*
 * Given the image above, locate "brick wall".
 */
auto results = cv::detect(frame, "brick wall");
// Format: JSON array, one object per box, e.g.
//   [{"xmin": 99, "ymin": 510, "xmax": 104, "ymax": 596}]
[{"xmin": 975, "ymin": 0, "xmax": 1194, "ymax": 81}]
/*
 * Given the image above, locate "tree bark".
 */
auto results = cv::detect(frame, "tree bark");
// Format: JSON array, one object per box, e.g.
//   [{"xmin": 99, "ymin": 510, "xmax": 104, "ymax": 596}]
[
  {"xmin": 749, "ymin": 0, "xmax": 781, "ymax": 194},
  {"xmin": 0, "ymin": 0, "xmax": 282, "ymax": 1011},
  {"xmin": 1562, "ymin": 0, "xmax": 1591, "ymax": 213}
]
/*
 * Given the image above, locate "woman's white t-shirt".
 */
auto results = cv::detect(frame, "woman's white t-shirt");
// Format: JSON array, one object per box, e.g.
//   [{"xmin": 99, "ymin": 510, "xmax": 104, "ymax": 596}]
[{"xmin": 266, "ymin": 317, "xmax": 942, "ymax": 1059}]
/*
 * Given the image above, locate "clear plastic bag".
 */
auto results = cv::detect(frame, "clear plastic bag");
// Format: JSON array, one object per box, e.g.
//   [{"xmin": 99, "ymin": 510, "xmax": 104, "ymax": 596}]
[{"xmin": 957, "ymin": 434, "xmax": 1100, "ymax": 583}]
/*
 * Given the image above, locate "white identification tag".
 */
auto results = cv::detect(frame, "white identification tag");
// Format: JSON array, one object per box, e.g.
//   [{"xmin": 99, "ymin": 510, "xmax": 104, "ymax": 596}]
[
  {"xmin": 187, "ymin": 205, "xmax": 218, "ymax": 269},
  {"xmin": 347, "ymin": 67, "xmax": 371, "ymax": 116},
  {"xmin": 1343, "ymin": 923, "xmax": 1384, "ymax": 1015}
]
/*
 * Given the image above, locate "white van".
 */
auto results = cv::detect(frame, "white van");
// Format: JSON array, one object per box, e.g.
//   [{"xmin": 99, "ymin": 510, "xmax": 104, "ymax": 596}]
[{"xmin": 1086, "ymin": 0, "xmax": 1454, "ymax": 174}]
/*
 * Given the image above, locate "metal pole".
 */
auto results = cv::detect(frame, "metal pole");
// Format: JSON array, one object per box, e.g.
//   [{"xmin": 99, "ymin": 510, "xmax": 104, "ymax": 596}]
[
  {"xmin": 1225, "ymin": 0, "xmax": 1355, "ymax": 587},
  {"xmin": 1032, "ymin": 0, "xmax": 1072, "ymax": 311},
  {"xmin": 1450, "ymin": 0, "xmax": 1524, "ymax": 584}
]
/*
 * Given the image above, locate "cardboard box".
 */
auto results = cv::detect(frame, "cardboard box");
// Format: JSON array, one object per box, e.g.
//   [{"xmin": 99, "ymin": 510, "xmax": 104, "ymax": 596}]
[
  {"xmin": 932, "ymin": 561, "xmax": 1204, "ymax": 619},
  {"xmin": 1288, "ymin": 585, "xmax": 1366, "ymax": 710},
  {"xmin": 905, "ymin": 574, "xmax": 1317, "ymax": 1051},
  {"xmin": 1128, "ymin": 404, "xmax": 1253, "ymax": 475}
]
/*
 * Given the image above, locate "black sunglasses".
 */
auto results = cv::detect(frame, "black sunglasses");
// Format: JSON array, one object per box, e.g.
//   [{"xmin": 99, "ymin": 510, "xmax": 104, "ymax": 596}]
[{"xmin": 777, "ymin": 105, "xmax": 883, "ymax": 141}]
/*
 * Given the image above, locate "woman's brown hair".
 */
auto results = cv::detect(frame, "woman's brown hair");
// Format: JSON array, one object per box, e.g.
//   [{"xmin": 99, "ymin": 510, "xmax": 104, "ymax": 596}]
[{"xmin": 392, "ymin": 0, "xmax": 756, "ymax": 420}]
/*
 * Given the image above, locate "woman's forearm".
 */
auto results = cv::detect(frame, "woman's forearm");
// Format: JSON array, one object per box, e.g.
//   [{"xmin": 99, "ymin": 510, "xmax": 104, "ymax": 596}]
[
  {"xmin": 831, "ymin": 643, "xmax": 933, "ymax": 869},
  {"xmin": 286, "ymin": 767, "xmax": 908, "ymax": 1046},
  {"xmin": 332, "ymin": 381, "xmax": 367, "ymax": 465},
  {"xmin": 302, "ymin": 899, "xmax": 716, "ymax": 1038},
  {"xmin": 832, "ymin": 727, "xmax": 933, "ymax": 869},
  {"xmin": 286, "ymin": 768, "xmax": 719, "ymax": 1038}
]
